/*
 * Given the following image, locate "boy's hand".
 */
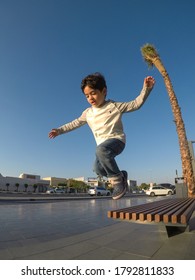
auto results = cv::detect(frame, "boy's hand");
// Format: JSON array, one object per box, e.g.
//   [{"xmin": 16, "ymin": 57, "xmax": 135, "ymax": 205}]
[
  {"xmin": 48, "ymin": 128, "xmax": 59, "ymax": 139},
  {"xmin": 144, "ymin": 76, "xmax": 155, "ymax": 88}
]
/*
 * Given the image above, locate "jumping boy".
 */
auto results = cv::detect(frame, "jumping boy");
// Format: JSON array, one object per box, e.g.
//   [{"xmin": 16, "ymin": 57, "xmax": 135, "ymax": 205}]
[{"xmin": 49, "ymin": 73, "xmax": 155, "ymax": 199}]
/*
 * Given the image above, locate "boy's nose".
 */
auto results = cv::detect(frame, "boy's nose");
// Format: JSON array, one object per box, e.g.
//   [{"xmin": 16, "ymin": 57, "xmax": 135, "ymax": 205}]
[{"xmin": 89, "ymin": 97, "xmax": 94, "ymax": 101}]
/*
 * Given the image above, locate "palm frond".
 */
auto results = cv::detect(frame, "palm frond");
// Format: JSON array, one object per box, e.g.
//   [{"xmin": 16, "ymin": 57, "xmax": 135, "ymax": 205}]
[{"xmin": 141, "ymin": 43, "xmax": 159, "ymax": 68}]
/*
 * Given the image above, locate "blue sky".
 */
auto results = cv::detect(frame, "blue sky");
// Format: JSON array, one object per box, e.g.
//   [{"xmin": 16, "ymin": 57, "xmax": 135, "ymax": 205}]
[{"xmin": 0, "ymin": 0, "xmax": 194, "ymax": 185}]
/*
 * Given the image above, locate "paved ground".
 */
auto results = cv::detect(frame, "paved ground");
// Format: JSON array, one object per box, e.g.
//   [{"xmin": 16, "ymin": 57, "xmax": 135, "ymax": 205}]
[{"xmin": 0, "ymin": 194, "xmax": 195, "ymax": 260}]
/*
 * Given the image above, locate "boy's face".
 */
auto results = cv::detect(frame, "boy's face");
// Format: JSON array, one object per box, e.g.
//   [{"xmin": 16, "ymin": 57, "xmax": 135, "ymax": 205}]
[{"xmin": 83, "ymin": 86, "xmax": 106, "ymax": 107}]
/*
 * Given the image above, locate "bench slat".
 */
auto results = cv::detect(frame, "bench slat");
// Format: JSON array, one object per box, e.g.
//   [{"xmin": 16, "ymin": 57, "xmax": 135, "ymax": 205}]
[
  {"xmin": 154, "ymin": 198, "xmax": 189, "ymax": 223},
  {"xmin": 163, "ymin": 199, "xmax": 193, "ymax": 223},
  {"xmin": 181, "ymin": 199, "xmax": 195, "ymax": 224},
  {"xmin": 145, "ymin": 199, "xmax": 183, "ymax": 222},
  {"xmin": 107, "ymin": 198, "xmax": 195, "ymax": 227},
  {"xmin": 139, "ymin": 199, "xmax": 185, "ymax": 222},
  {"xmin": 123, "ymin": 200, "xmax": 172, "ymax": 220},
  {"xmin": 171, "ymin": 198, "xmax": 195, "ymax": 224},
  {"xmin": 107, "ymin": 199, "xmax": 172, "ymax": 219}
]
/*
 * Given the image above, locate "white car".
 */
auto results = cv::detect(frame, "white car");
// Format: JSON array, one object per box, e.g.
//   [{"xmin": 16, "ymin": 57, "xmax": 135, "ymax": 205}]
[
  {"xmin": 146, "ymin": 186, "xmax": 174, "ymax": 197},
  {"xmin": 88, "ymin": 187, "xmax": 111, "ymax": 196},
  {"xmin": 54, "ymin": 189, "xmax": 65, "ymax": 194},
  {"xmin": 46, "ymin": 188, "xmax": 64, "ymax": 194},
  {"xmin": 46, "ymin": 189, "xmax": 54, "ymax": 194}
]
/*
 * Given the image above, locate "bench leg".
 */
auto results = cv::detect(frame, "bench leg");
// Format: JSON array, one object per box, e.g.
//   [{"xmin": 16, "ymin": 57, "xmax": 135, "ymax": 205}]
[
  {"xmin": 157, "ymin": 224, "xmax": 187, "ymax": 238},
  {"xmin": 182, "ymin": 211, "xmax": 195, "ymax": 233},
  {"xmin": 165, "ymin": 225, "xmax": 187, "ymax": 237},
  {"xmin": 161, "ymin": 211, "xmax": 195, "ymax": 237}
]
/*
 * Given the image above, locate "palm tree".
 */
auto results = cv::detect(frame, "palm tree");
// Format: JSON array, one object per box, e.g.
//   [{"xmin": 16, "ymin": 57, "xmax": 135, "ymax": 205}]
[
  {"xmin": 24, "ymin": 183, "xmax": 28, "ymax": 192},
  {"xmin": 33, "ymin": 184, "xmax": 38, "ymax": 193},
  {"xmin": 141, "ymin": 43, "xmax": 195, "ymax": 197},
  {"xmin": 15, "ymin": 183, "xmax": 19, "ymax": 192},
  {"xmin": 6, "ymin": 183, "xmax": 10, "ymax": 192}
]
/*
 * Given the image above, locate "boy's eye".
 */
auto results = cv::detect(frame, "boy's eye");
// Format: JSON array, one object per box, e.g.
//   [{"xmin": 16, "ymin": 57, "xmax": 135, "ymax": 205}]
[{"xmin": 85, "ymin": 92, "xmax": 97, "ymax": 99}]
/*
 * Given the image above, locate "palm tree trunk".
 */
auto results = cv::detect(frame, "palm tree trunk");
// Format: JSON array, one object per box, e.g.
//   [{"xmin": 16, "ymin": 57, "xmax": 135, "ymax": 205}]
[{"xmin": 152, "ymin": 58, "xmax": 195, "ymax": 197}]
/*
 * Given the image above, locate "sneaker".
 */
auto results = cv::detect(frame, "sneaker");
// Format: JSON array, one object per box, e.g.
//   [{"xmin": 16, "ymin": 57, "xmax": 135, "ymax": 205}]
[
  {"xmin": 121, "ymin": 170, "xmax": 128, "ymax": 188},
  {"xmin": 112, "ymin": 171, "xmax": 128, "ymax": 200}
]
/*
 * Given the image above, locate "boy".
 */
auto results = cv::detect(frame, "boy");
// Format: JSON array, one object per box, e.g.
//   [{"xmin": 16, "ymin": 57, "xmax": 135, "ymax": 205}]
[{"xmin": 49, "ymin": 73, "xmax": 155, "ymax": 199}]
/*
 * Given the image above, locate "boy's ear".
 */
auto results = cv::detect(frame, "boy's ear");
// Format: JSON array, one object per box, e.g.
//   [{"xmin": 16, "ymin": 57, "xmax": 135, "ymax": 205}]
[{"xmin": 102, "ymin": 87, "xmax": 107, "ymax": 97}]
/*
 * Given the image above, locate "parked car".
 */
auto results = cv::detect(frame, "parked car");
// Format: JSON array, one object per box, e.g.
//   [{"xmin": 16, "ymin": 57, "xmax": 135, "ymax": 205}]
[
  {"xmin": 159, "ymin": 183, "xmax": 176, "ymax": 194},
  {"xmin": 46, "ymin": 189, "xmax": 54, "ymax": 194},
  {"xmin": 54, "ymin": 188, "xmax": 65, "ymax": 194},
  {"xmin": 88, "ymin": 186, "xmax": 111, "ymax": 196},
  {"xmin": 46, "ymin": 188, "xmax": 64, "ymax": 194},
  {"xmin": 145, "ymin": 185, "xmax": 174, "ymax": 197}
]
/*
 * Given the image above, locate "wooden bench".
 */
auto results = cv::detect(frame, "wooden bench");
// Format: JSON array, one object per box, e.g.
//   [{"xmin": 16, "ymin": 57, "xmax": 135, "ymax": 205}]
[{"xmin": 107, "ymin": 198, "xmax": 195, "ymax": 237}]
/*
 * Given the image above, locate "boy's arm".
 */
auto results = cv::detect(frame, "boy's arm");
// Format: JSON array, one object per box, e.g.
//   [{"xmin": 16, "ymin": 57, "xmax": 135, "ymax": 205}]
[
  {"xmin": 57, "ymin": 117, "xmax": 86, "ymax": 135},
  {"xmin": 133, "ymin": 76, "xmax": 155, "ymax": 109},
  {"xmin": 116, "ymin": 76, "xmax": 155, "ymax": 112},
  {"xmin": 48, "ymin": 110, "xmax": 87, "ymax": 139}
]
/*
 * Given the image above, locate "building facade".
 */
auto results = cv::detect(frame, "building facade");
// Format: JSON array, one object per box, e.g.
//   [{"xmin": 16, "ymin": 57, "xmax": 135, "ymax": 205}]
[{"xmin": 0, "ymin": 173, "xmax": 49, "ymax": 192}]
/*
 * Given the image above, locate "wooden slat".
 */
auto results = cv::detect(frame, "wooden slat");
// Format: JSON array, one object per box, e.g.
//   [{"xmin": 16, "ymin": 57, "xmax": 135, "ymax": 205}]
[
  {"xmin": 171, "ymin": 199, "xmax": 195, "ymax": 224},
  {"xmin": 181, "ymin": 198, "xmax": 195, "ymax": 224},
  {"xmin": 124, "ymin": 203, "xmax": 161, "ymax": 220},
  {"xmin": 107, "ymin": 198, "xmax": 195, "ymax": 226},
  {"xmin": 122, "ymin": 199, "xmax": 172, "ymax": 221},
  {"xmin": 141, "ymin": 199, "xmax": 184, "ymax": 222},
  {"xmin": 132, "ymin": 200, "xmax": 176, "ymax": 221},
  {"xmin": 146, "ymin": 201, "xmax": 178, "ymax": 222},
  {"xmin": 163, "ymin": 199, "xmax": 192, "ymax": 223},
  {"xmin": 154, "ymin": 198, "xmax": 189, "ymax": 223},
  {"xmin": 108, "ymin": 199, "xmax": 172, "ymax": 219}
]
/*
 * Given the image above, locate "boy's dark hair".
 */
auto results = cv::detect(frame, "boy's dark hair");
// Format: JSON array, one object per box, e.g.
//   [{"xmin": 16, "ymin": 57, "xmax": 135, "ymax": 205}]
[{"xmin": 81, "ymin": 72, "xmax": 107, "ymax": 93}]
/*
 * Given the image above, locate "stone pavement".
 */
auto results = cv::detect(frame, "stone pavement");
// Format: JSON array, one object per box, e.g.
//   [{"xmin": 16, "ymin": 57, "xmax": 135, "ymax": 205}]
[{"xmin": 0, "ymin": 194, "xmax": 195, "ymax": 260}]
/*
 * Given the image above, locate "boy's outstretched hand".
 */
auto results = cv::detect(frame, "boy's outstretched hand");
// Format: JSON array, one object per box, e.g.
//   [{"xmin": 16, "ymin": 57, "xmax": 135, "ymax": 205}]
[
  {"xmin": 48, "ymin": 128, "xmax": 59, "ymax": 139},
  {"xmin": 144, "ymin": 76, "xmax": 155, "ymax": 89}
]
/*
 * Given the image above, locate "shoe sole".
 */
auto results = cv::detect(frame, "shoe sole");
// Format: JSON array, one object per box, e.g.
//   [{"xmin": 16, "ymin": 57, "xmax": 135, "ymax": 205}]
[{"xmin": 112, "ymin": 186, "xmax": 127, "ymax": 200}]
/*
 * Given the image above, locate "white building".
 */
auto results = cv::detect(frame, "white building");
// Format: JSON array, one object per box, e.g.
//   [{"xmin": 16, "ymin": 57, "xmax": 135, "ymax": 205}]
[
  {"xmin": 0, "ymin": 173, "xmax": 49, "ymax": 193},
  {"xmin": 86, "ymin": 177, "xmax": 108, "ymax": 188},
  {"xmin": 42, "ymin": 176, "xmax": 67, "ymax": 187},
  {"xmin": 42, "ymin": 176, "xmax": 86, "ymax": 187}
]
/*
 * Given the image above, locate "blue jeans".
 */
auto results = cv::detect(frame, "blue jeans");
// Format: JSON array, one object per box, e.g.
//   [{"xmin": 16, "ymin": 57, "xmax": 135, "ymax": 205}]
[{"xmin": 93, "ymin": 139, "xmax": 125, "ymax": 178}]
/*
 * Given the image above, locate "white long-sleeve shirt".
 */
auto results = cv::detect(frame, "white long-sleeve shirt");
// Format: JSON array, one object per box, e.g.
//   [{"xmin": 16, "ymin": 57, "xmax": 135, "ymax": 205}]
[{"xmin": 57, "ymin": 86, "xmax": 152, "ymax": 145}]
